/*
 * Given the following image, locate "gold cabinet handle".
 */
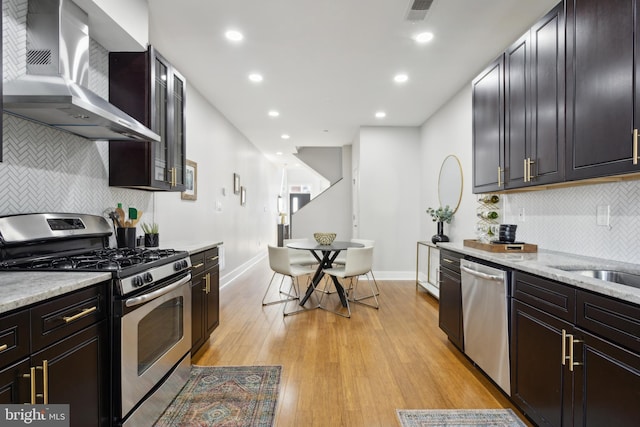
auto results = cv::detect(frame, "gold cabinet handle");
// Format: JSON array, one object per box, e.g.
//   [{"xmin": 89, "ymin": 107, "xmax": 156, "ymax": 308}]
[
  {"xmin": 523, "ymin": 158, "xmax": 528, "ymax": 182},
  {"xmin": 208, "ymin": 256, "xmax": 219, "ymax": 262},
  {"xmin": 205, "ymin": 273, "xmax": 211, "ymax": 294},
  {"xmin": 62, "ymin": 306, "xmax": 97, "ymax": 323},
  {"xmin": 23, "ymin": 367, "xmax": 36, "ymax": 404},
  {"xmin": 497, "ymin": 166, "xmax": 503, "ymax": 187},
  {"xmin": 443, "ymin": 258, "xmax": 455, "ymax": 264},
  {"xmin": 528, "ymin": 158, "xmax": 535, "ymax": 181},
  {"xmin": 190, "ymin": 262, "xmax": 204, "ymax": 269},
  {"xmin": 35, "ymin": 360, "xmax": 49, "ymax": 404},
  {"xmin": 568, "ymin": 334, "xmax": 583, "ymax": 372},
  {"xmin": 634, "ymin": 129, "xmax": 638, "ymax": 165},
  {"xmin": 0, "ymin": 344, "xmax": 7, "ymax": 352}
]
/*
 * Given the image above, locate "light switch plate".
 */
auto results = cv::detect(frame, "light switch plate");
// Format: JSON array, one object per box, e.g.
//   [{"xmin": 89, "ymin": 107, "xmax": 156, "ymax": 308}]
[{"xmin": 596, "ymin": 205, "xmax": 610, "ymax": 226}]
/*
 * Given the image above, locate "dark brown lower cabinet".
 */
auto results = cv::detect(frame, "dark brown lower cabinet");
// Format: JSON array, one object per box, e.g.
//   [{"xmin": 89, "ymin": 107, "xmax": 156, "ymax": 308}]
[
  {"xmin": 438, "ymin": 250, "xmax": 463, "ymax": 350},
  {"xmin": 0, "ymin": 283, "xmax": 109, "ymax": 426},
  {"xmin": 511, "ymin": 300, "xmax": 572, "ymax": 427},
  {"xmin": 511, "ymin": 271, "xmax": 640, "ymax": 427},
  {"xmin": 190, "ymin": 246, "xmax": 220, "ymax": 354}
]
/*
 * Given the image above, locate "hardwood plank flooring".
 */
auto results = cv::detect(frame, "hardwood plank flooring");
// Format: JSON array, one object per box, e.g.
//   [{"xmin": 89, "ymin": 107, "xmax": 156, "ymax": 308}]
[{"xmin": 193, "ymin": 258, "xmax": 530, "ymax": 426}]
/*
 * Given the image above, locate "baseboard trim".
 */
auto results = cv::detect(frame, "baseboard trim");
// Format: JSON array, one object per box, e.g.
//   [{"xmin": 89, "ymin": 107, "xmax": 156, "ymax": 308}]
[{"xmin": 220, "ymin": 251, "xmax": 267, "ymax": 290}]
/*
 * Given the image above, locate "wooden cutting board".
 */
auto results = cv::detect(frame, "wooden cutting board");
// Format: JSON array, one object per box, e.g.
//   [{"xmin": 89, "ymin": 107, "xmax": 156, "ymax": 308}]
[{"xmin": 463, "ymin": 239, "xmax": 538, "ymax": 253}]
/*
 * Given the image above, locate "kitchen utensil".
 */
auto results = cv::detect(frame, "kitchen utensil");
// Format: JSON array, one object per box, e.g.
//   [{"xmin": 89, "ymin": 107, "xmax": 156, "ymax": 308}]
[{"xmin": 116, "ymin": 227, "xmax": 136, "ymax": 249}]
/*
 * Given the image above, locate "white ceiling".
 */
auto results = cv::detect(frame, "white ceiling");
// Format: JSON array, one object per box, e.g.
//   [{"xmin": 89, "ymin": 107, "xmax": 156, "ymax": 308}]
[{"xmin": 147, "ymin": 0, "xmax": 558, "ymax": 166}]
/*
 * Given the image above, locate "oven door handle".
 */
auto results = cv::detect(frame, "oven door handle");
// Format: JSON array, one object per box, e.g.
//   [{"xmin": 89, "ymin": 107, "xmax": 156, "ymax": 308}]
[{"xmin": 125, "ymin": 274, "xmax": 191, "ymax": 308}]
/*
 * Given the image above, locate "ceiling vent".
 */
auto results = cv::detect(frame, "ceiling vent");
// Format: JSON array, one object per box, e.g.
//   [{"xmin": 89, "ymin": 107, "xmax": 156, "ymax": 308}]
[{"xmin": 406, "ymin": 0, "xmax": 434, "ymax": 21}]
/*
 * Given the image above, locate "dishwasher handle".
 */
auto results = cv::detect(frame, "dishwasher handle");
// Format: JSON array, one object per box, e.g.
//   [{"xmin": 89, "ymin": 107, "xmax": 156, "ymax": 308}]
[{"xmin": 460, "ymin": 264, "xmax": 505, "ymax": 282}]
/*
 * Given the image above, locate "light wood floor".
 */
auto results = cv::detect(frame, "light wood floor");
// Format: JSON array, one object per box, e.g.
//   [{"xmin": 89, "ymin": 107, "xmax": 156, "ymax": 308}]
[{"xmin": 193, "ymin": 258, "xmax": 529, "ymax": 426}]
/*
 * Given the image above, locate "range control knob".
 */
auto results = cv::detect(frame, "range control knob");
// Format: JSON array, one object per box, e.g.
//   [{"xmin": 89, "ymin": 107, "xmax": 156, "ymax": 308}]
[
  {"xmin": 144, "ymin": 272, "xmax": 153, "ymax": 283},
  {"xmin": 174, "ymin": 260, "xmax": 188, "ymax": 271},
  {"xmin": 132, "ymin": 276, "xmax": 144, "ymax": 287}
]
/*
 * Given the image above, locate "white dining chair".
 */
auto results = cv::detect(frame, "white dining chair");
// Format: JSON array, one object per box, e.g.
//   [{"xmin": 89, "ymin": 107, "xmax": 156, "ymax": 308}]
[
  {"xmin": 322, "ymin": 246, "xmax": 378, "ymax": 317},
  {"xmin": 333, "ymin": 239, "xmax": 380, "ymax": 298},
  {"xmin": 263, "ymin": 246, "xmax": 314, "ymax": 315}
]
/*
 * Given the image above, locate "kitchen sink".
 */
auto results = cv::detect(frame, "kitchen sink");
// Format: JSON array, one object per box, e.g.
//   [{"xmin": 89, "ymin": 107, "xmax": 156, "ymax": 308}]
[{"xmin": 557, "ymin": 268, "xmax": 640, "ymax": 290}]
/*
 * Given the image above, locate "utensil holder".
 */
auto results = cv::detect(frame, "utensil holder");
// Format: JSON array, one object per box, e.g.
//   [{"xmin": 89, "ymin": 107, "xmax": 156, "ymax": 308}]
[{"xmin": 116, "ymin": 228, "xmax": 137, "ymax": 249}]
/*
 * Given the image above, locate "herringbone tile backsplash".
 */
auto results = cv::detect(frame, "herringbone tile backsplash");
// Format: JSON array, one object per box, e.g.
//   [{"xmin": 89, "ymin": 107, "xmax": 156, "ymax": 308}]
[
  {"xmin": 503, "ymin": 181, "xmax": 640, "ymax": 264},
  {"xmin": 1, "ymin": 0, "xmax": 152, "ymax": 226}
]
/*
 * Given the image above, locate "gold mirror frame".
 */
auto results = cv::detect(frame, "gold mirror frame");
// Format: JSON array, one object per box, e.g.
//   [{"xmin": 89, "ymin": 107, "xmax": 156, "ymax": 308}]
[{"xmin": 437, "ymin": 155, "xmax": 463, "ymax": 213}]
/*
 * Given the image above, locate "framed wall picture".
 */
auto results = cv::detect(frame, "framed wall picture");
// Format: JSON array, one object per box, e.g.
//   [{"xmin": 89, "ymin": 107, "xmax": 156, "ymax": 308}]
[
  {"xmin": 240, "ymin": 186, "xmax": 246, "ymax": 206},
  {"xmin": 233, "ymin": 173, "xmax": 241, "ymax": 195},
  {"xmin": 181, "ymin": 160, "xmax": 197, "ymax": 200}
]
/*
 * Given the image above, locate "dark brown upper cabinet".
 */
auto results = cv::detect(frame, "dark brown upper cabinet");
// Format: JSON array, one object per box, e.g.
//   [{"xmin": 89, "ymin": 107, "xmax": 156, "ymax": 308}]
[
  {"xmin": 505, "ymin": 3, "xmax": 565, "ymax": 189},
  {"xmin": 473, "ymin": 3, "xmax": 565, "ymax": 194},
  {"xmin": 109, "ymin": 46, "xmax": 186, "ymax": 191},
  {"xmin": 472, "ymin": 55, "xmax": 505, "ymax": 194},
  {"xmin": 565, "ymin": 0, "xmax": 640, "ymax": 180}
]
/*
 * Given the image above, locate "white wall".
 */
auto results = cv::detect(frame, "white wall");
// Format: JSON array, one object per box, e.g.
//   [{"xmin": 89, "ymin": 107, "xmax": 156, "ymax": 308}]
[
  {"xmin": 357, "ymin": 127, "xmax": 421, "ymax": 276},
  {"xmin": 420, "ymin": 85, "xmax": 476, "ymax": 244},
  {"xmin": 290, "ymin": 146, "xmax": 352, "ymax": 241},
  {"xmin": 154, "ymin": 87, "xmax": 280, "ymax": 277}
]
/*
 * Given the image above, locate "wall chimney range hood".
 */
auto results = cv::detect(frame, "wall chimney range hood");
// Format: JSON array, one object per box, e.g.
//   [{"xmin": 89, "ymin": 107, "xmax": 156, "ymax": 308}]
[{"xmin": 3, "ymin": 0, "xmax": 160, "ymax": 142}]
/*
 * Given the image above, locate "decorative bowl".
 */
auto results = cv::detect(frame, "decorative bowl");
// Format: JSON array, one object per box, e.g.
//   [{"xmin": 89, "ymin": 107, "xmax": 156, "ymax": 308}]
[{"xmin": 314, "ymin": 232, "xmax": 337, "ymax": 245}]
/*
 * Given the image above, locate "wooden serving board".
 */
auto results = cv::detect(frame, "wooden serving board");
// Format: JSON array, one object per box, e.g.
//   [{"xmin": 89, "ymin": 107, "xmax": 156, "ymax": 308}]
[{"xmin": 463, "ymin": 239, "xmax": 538, "ymax": 253}]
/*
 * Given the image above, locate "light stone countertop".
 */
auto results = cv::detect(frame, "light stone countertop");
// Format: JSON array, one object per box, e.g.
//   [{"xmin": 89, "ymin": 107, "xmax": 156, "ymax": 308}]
[
  {"xmin": 0, "ymin": 271, "xmax": 111, "ymax": 314},
  {"xmin": 159, "ymin": 240, "xmax": 223, "ymax": 255},
  {"xmin": 437, "ymin": 242, "xmax": 640, "ymax": 306},
  {"xmin": 0, "ymin": 241, "xmax": 223, "ymax": 316}
]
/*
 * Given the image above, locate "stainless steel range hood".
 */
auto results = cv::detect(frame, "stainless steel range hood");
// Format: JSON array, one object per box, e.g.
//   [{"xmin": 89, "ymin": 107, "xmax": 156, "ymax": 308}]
[{"xmin": 3, "ymin": 0, "xmax": 160, "ymax": 142}]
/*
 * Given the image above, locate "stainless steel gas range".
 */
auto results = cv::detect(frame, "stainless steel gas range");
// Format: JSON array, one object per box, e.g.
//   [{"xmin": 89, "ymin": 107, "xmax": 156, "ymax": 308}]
[{"xmin": 0, "ymin": 213, "xmax": 192, "ymax": 427}]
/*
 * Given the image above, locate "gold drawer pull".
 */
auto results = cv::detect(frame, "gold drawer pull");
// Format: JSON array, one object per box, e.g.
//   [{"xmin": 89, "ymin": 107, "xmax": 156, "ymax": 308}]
[
  {"xmin": 0, "ymin": 344, "xmax": 7, "ymax": 352},
  {"xmin": 208, "ymin": 256, "xmax": 219, "ymax": 262},
  {"xmin": 191, "ymin": 262, "xmax": 204, "ymax": 269},
  {"xmin": 62, "ymin": 306, "xmax": 97, "ymax": 323}
]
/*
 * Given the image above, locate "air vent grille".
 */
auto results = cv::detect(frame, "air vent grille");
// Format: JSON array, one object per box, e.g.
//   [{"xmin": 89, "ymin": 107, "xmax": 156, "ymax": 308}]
[
  {"xmin": 406, "ymin": 0, "xmax": 434, "ymax": 21},
  {"xmin": 27, "ymin": 49, "xmax": 52, "ymax": 65}
]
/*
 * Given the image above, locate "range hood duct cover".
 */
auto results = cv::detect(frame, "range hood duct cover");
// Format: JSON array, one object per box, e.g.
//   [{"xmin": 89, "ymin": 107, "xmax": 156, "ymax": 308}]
[{"xmin": 3, "ymin": 0, "xmax": 160, "ymax": 142}]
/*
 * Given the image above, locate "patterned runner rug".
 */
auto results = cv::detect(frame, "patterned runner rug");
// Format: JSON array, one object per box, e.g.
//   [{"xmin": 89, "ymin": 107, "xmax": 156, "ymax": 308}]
[
  {"xmin": 155, "ymin": 365, "xmax": 281, "ymax": 427},
  {"xmin": 397, "ymin": 409, "xmax": 527, "ymax": 427}
]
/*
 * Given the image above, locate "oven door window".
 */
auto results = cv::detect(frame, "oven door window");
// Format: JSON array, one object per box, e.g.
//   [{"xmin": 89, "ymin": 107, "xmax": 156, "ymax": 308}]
[{"xmin": 137, "ymin": 296, "xmax": 184, "ymax": 375}]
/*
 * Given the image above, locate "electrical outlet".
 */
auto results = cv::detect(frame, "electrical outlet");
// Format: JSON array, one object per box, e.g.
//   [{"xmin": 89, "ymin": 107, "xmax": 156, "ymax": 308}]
[
  {"xmin": 596, "ymin": 205, "xmax": 610, "ymax": 227},
  {"xmin": 518, "ymin": 207, "xmax": 525, "ymax": 222}
]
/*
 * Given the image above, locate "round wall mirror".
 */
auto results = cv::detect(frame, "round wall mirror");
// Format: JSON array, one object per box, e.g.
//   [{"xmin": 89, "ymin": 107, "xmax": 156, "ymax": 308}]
[{"xmin": 438, "ymin": 155, "xmax": 463, "ymax": 213}]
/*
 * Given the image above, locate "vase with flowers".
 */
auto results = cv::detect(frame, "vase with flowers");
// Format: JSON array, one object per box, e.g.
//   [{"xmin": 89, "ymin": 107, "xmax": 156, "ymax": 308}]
[{"xmin": 426, "ymin": 205, "xmax": 454, "ymax": 244}]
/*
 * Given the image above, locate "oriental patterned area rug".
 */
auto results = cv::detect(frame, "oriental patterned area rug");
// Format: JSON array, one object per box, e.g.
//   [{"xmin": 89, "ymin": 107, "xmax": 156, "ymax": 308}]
[
  {"xmin": 155, "ymin": 365, "xmax": 281, "ymax": 427},
  {"xmin": 397, "ymin": 409, "xmax": 527, "ymax": 427}
]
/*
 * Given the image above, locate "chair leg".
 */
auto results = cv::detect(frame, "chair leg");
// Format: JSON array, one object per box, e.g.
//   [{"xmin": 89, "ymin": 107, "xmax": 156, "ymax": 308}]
[
  {"xmin": 319, "ymin": 277, "xmax": 351, "ymax": 318},
  {"xmin": 368, "ymin": 270, "xmax": 380, "ymax": 296},
  {"xmin": 262, "ymin": 272, "xmax": 298, "ymax": 306},
  {"xmin": 351, "ymin": 274, "xmax": 379, "ymax": 309},
  {"xmin": 283, "ymin": 276, "xmax": 319, "ymax": 316}
]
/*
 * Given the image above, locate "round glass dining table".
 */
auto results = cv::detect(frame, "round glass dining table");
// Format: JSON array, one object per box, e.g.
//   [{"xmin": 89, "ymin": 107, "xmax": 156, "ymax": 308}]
[{"xmin": 286, "ymin": 240, "xmax": 364, "ymax": 307}]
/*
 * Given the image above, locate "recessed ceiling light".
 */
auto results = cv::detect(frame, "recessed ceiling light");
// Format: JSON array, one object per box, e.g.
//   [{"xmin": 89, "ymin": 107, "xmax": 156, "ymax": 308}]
[
  {"xmin": 276, "ymin": 152, "xmax": 283, "ymax": 156},
  {"xmin": 248, "ymin": 73, "xmax": 263, "ymax": 82},
  {"xmin": 281, "ymin": 134, "xmax": 290, "ymax": 139},
  {"xmin": 225, "ymin": 30, "xmax": 244, "ymax": 42},
  {"xmin": 394, "ymin": 73, "xmax": 409, "ymax": 83},
  {"xmin": 268, "ymin": 110, "xmax": 280, "ymax": 117},
  {"xmin": 414, "ymin": 32, "xmax": 434, "ymax": 43},
  {"xmin": 375, "ymin": 111, "xmax": 386, "ymax": 119}
]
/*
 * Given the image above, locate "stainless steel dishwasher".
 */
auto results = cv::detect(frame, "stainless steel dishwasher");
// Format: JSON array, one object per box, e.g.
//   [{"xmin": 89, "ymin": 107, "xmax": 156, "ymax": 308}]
[{"xmin": 460, "ymin": 258, "xmax": 512, "ymax": 395}]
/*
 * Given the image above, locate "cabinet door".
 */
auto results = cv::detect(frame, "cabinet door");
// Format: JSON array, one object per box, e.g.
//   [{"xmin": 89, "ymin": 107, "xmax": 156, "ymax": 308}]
[
  {"xmin": 566, "ymin": 0, "xmax": 640, "ymax": 179},
  {"xmin": 511, "ymin": 300, "xmax": 573, "ymax": 427},
  {"xmin": 190, "ymin": 275, "xmax": 205, "ymax": 354},
  {"xmin": 529, "ymin": 3, "xmax": 564, "ymax": 185},
  {"xmin": 506, "ymin": 3, "xmax": 564, "ymax": 189},
  {"xmin": 170, "ymin": 71, "xmax": 186, "ymax": 189},
  {"xmin": 151, "ymin": 52, "xmax": 170, "ymax": 186},
  {"xmin": 33, "ymin": 321, "xmax": 109, "ymax": 427},
  {"xmin": 573, "ymin": 329, "xmax": 640, "ymax": 427},
  {"xmin": 472, "ymin": 55, "xmax": 505, "ymax": 193},
  {"xmin": 0, "ymin": 359, "xmax": 29, "ymax": 404},
  {"xmin": 206, "ymin": 270, "xmax": 220, "ymax": 335},
  {"xmin": 438, "ymin": 268, "xmax": 463, "ymax": 350}
]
